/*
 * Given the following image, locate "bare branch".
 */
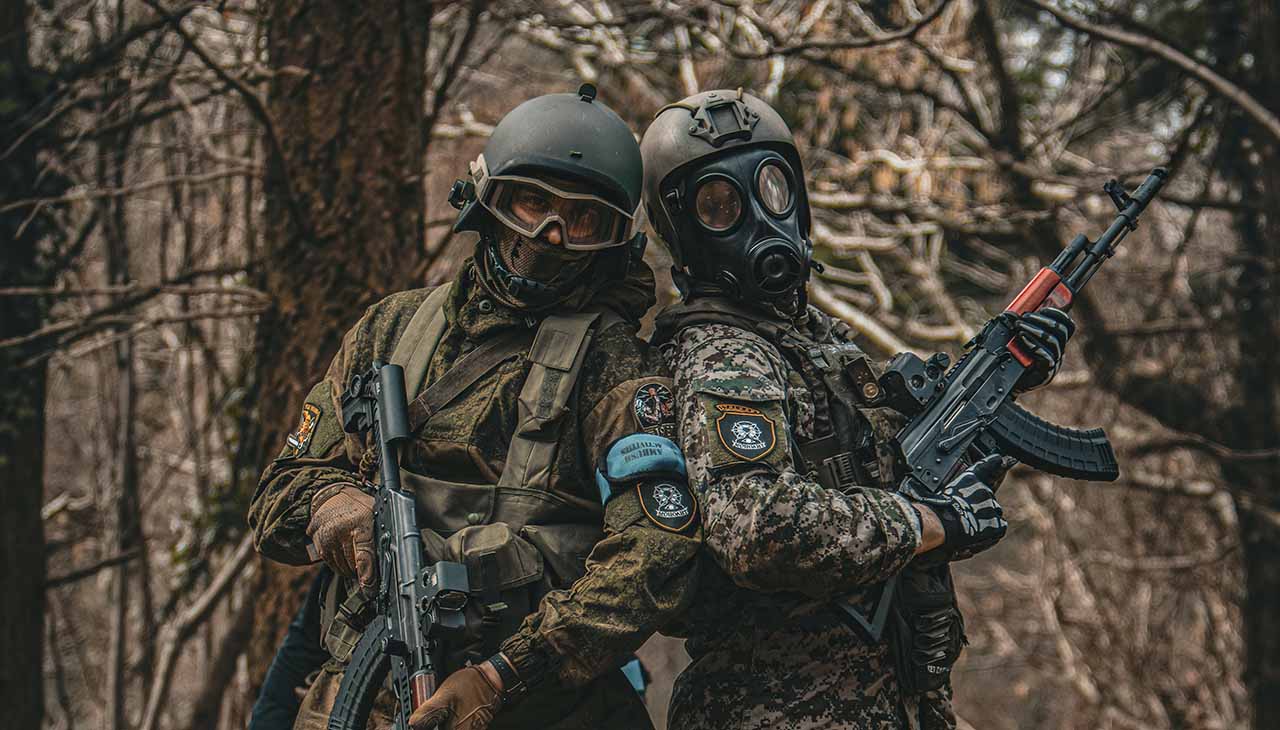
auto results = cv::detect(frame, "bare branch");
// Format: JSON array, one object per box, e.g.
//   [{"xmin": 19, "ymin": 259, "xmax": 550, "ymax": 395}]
[
  {"xmin": 809, "ymin": 279, "xmax": 922, "ymax": 356},
  {"xmin": 45, "ymin": 549, "xmax": 142, "ymax": 588},
  {"xmin": 138, "ymin": 535, "xmax": 254, "ymax": 730},
  {"xmin": 1021, "ymin": 0, "xmax": 1280, "ymax": 144},
  {"xmin": 732, "ymin": 0, "xmax": 956, "ymax": 57}
]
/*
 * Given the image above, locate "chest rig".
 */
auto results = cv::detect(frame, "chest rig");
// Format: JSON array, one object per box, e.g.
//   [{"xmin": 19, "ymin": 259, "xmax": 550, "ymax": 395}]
[
  {"xmin": 659, "ymin": 298, "xmax": 966, "ymax": 697},
  {"xmin": 655, "ymin": 298, "xmax": 912, "ymax": 638},
  {"xmin": 323, "ymin": 283, "xmax": 621, "ymax": 670},
  {"xmin": 656, "ymin": 298, "xmax": 901, "ymax": 491}
]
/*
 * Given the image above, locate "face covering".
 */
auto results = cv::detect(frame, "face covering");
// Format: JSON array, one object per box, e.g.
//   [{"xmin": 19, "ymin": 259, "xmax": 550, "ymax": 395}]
[
  {"xmin": 497, "ymin": 226, "xmax": 594, "ymax": 284},
  {"xmin": 480, "ymin": 225, "xmax": 597, "ymax": 309},
  {"xmin": 663, "ymin": 147, "xmax": 812, "ymax": 303}
]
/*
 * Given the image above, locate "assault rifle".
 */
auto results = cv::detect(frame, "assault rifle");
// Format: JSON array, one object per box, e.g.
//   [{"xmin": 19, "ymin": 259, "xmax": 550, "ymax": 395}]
[
  {"xmin": 878, "ymin": 168, "xmax": 1168, "ymax": 492},
  {"xmin": 325, "ymin": 363, "xmax": 470, "ymax": 730}
]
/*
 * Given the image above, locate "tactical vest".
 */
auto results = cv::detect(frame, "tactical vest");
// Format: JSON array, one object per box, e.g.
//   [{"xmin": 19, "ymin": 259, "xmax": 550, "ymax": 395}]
[
  {"xmin": 653, "ymin": 297, "xmax": 901, "ymax": 492},
  {"xmin": 323, "ymin": 283, "xmax": 622, "ymax": 669},
  {"xmin": 654, "ymin": 296, "xmax": 966, "ymax": 696}
]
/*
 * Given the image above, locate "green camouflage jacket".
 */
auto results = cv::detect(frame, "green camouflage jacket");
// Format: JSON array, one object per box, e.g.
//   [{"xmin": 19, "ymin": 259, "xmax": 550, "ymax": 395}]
[{"xmin": 249, "ymin": 257, "xmax": 700, "ymax": 730}]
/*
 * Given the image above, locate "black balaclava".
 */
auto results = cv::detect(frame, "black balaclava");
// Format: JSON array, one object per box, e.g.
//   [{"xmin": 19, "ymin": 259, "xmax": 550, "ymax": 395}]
[{"xmin": 478, "ymin": 224, "xmax": 598, "ymax": 310}]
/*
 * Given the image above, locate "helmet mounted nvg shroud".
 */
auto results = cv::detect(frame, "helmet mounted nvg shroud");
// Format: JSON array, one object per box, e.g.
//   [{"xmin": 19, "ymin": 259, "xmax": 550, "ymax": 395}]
[
  {"xmin": 448, "ymin": 84, "xmax": 647, "ymax": 303},
  {"xmin": 640, "ymin": 89, "xmax": 815, "ymax": 304}
]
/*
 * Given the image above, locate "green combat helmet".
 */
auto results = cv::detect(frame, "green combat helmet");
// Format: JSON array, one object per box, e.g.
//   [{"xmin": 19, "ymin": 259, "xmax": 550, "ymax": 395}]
[
  {"xmin": 641, "ymin": 89, "xmax": 814, "ymax": 305},
  {"xmin": 449, "ymin": 83, "xmax": 646, "ymax": 306}
]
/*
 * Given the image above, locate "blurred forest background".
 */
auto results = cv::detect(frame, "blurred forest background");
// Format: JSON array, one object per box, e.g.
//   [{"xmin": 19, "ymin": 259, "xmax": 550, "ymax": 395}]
[{"xmin": 3, "ymin": 1, "xmax": 1278, "ymax": 729}]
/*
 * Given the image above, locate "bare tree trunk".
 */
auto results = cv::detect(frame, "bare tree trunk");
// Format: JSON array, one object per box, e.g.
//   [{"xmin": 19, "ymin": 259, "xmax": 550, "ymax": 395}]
[
  {"xmin": 0, "ymin": 2, "xmax": 49, "ymax": 727},
  {"xmin": 245, "ymin": 0, "xmax": 432, "ymax": 696},
  {"xmin": 1235, "ymin": 5, "xmax": 1280, "ymax": 725},
  {"xmin": 104, "ymin": 106, "xmax": 138, "ymax": 730}
]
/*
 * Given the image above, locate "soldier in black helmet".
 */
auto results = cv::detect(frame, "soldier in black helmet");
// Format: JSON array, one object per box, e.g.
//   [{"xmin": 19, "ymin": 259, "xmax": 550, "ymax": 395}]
[
  {"xmin": 249, "ymin": 85, "xmax": 701, "ymax": 730},
  {"xmin": 640, "ymin": 90, "xmax": 1074, "ymax": 729}
]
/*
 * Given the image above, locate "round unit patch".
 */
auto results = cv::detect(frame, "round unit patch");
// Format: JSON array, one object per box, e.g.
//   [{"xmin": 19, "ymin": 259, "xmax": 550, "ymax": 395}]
[
  {"xmin": 637, "ymin": 480, "xmax": 698, "ymax": 533},
  {"xmin": 633, "ymin": 382, "xmax": 676, "ymax": 437},
  {"xmin": 714, "ymin": 403, "xmax": 776, "ymax": 461}
]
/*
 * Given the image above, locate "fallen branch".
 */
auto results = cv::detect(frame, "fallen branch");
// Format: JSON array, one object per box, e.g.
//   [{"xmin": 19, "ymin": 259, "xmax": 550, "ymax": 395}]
[
  {"xmin": 808, "ymin": 279, "xmax": 922, "ymax": 356},
  {"xmin": 138, "ymin": 535, "xmax": 255, "ymax": 730}
]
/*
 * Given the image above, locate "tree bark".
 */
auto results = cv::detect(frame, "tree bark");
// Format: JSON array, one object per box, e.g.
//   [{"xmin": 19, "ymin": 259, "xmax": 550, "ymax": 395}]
[
  {"xmin": 0, "ymin": 2, "xmax": 49, "ymax": 728},
  {"xmin": 1235, "ymin": 4, "xmax": 1280, "ymax": 724},
  {"xmin": 246, "ymin": 0, "xmax": 432, "ymax": 697}
]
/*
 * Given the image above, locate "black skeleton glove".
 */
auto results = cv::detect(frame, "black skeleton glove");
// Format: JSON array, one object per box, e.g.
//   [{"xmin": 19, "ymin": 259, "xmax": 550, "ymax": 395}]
[
  {"xmin": 904, "ymin": 454, "xmax": 1008, "ymax": 561},
  {"xmin": 1012, "ymin": 307, "xmax": 1075, "ymax": 392}
]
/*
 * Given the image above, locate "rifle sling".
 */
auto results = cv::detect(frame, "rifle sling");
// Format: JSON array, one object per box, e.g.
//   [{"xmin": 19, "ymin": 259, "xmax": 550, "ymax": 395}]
[{"xmin": 406, "ymin": 327, "xmax": 535, "ymax": 432}]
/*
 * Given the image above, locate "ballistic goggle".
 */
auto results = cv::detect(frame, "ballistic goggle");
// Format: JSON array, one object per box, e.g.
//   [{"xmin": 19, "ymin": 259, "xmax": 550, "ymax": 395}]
[{"xmin": 470, "ymin": 154, "xmax": 636, "ymax": 250}]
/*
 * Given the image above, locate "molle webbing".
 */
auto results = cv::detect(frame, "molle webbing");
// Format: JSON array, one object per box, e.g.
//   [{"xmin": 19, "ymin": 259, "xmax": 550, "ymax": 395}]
[
  {"xmin": 388, "ymin": 287, "xmax": 611, "ymax": 491},
  {"xmin": 498, "ymin": 312, "xmax": 601, "ymax": 489}
]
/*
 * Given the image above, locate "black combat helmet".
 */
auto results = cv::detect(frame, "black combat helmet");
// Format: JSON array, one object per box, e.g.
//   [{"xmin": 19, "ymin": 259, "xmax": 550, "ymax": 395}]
[
  {"xmin": 449, "ymin": 84, "xmax": 646, "ymax": 305},
  {"xmin": 640, "ymin": 89, "xmax": 813, "ymax": 303},
  {"xmin": 452, "ymin": 83, "xmax": 642, "ymax": 240}
]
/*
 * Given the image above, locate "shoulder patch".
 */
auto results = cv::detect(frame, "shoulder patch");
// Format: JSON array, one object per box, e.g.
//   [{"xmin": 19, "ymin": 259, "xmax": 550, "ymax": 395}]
[
  {"xmin": 283, "ymin": 403, "xmax": 322, "ymax": 458},
  {"xmin": 637, "ymin": 480, "xmax": 698, "ymax": 534},
  {"xmin": 714, "ymin": 403, "xmax": 777, "ymax": 461},
  {"xmin": 632, "ymin": 382, "xmax": 676, "ymax": 438}
]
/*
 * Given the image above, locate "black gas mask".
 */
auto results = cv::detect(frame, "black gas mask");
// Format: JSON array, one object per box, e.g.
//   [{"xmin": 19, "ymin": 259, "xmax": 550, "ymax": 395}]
[{"xmin": 662, "ymin": 147, "xmax": 813, "ymax": 303}]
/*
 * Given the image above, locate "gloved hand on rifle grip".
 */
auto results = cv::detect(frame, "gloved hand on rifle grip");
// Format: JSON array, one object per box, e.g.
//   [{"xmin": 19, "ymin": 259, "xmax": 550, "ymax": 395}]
[
  {"xmin": 305, "ymin": 483, "xmax": 376, "ymax": 595},
  {"xmin": 1013, "ymin": 307, "xmax": 1075, "ymax": 392},
  {"xmin": 409, "ymin": 663, "xmax": 503, "ymax": 730},
  {"xmin": 904, "ymin": 454, "xmax": 1008, "ymax": 562}
]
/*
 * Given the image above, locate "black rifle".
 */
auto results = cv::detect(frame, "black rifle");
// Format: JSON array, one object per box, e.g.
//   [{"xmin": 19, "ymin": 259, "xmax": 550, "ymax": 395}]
[
  {"xmin": 325, "ymin": 363, "xmax": 470, "ymax": 730},
  {"xmin": 838, "ymin": 168, "xmax": 1167, "ymax": 648},
  {"xmin": 880, "ymin": 168, "xmax": 1169, "ymax": 491}
]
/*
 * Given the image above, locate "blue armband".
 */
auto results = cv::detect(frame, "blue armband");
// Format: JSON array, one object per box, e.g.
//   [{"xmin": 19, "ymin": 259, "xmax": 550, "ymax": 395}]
[{"xmin": 594, "ymin": 433, "xmax": 687, "ymax": 505}]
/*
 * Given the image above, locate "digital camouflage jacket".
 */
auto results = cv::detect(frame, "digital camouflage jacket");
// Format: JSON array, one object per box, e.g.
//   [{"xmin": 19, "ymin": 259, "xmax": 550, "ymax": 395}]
[
  {"xmin": 656, "ymin": 297, "xmax": 955, "ymax": 730},
  {"xmin": 249, "ymin": 257, "xmax": 701, "ymax": 730}
]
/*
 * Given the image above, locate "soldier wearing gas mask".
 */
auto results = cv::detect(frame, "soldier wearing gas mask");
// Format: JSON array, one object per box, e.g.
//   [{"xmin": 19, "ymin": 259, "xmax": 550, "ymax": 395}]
[
  {"xmin": 249, "ymin": 86, "xmax": 701, "ymax": 730},
  {"xmin": 640, "ymin": 90, "xmax": 1074, "ymax": 729}
]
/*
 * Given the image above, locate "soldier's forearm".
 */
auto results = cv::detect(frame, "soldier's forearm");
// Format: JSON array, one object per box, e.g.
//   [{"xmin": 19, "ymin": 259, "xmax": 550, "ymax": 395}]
[
  {"xmin": 248, "ymin": 466, "xmax": 362, "ymax": 564},
  {"xmin": 701, "ymin": 469, "xmax": 920, "ymax": 596},
  {"xmin": 501, "ymin": 523, "xmax": 700, "ymax": 688},
  {"xmin": 913, "ymin": 503, "xmax": 946, "ymax": 554}
]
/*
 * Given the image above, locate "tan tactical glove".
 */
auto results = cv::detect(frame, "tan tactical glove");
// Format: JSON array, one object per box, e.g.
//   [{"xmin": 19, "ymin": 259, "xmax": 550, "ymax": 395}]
[
  {"xmin": 305, "ymin": 484, "xmax": 376, "ymax": 594},
  {"xmin": 408, "ymin": 665, "xmax": 502, "ymax": 730}
]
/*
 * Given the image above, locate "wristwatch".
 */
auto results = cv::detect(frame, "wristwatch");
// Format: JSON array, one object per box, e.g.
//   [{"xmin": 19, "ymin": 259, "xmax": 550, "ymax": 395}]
[{"xmin": 486, "ymin": 652, "xmax": 527, "ymax": 705}]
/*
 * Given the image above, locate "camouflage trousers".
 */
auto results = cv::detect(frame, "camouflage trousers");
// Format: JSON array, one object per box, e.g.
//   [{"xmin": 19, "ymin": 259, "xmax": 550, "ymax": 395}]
[
  {"xmin": 668, "ymin": 609, "xmax": 955, "ymax": 730},
  {"xmin": 294, "ymin": 666, "xmax": 655, "ymax": 730}
]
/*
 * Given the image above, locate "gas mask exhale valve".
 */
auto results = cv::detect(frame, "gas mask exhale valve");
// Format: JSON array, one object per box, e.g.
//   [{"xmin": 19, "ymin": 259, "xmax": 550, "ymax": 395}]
[{"xmin": 750, "ymin": 240, "xmax": 807, "ymax": 297}]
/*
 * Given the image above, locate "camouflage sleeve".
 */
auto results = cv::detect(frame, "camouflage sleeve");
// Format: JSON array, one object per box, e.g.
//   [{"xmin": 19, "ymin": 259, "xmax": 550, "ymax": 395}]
[
  {"xmin": 247, "ymin": 288, "xmax": 434, "ymax": 565},
  {"xmin": 669, "ymin": 323, "xmax": 920, "ymax": 599},
  {"xmin": 500, "ymin": 325, "xmax": 701, "ymax": 688}
]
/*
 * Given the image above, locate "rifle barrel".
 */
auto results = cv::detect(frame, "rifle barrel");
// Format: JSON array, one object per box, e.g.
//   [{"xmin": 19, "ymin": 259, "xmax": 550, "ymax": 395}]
[{"xmin": 1065, "ymin": 168, "xmax": 1168, "ymax": 291}]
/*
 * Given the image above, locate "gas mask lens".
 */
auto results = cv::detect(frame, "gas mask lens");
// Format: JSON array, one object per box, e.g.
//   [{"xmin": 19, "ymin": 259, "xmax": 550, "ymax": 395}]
[
  {"xmin": 757, "ymin": 162, "xmax": 791, "ymax": 215},
  {"xmin": 694, "ymin": 178, "xmax": 742, "ymax": 231}
]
